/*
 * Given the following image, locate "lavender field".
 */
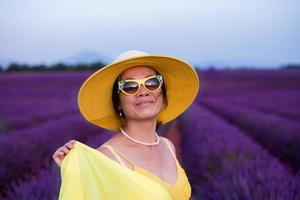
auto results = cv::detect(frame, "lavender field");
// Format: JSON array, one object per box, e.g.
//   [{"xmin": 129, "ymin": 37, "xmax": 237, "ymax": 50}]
[{"xmin": 0, "ymin": 69, "xmax": 300, "ymax": 200}]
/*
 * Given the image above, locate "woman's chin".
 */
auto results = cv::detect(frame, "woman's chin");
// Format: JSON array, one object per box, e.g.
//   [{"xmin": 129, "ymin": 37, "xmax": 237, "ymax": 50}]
[{"xmin": 134, "ymin": 111, "xmax": 160, "ymax": 120}]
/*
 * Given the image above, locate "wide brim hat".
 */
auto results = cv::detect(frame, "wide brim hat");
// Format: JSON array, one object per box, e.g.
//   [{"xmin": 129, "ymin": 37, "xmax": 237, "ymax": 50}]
[{"xmin": 77, "ymin": 50, "xmax": 200, "ymax": 131}]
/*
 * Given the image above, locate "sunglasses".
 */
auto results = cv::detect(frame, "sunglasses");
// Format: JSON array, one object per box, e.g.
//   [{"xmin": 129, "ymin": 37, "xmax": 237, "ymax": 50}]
[{"xmin": 118, "ymin": 75, "xmax": 164, "ymax": 96}]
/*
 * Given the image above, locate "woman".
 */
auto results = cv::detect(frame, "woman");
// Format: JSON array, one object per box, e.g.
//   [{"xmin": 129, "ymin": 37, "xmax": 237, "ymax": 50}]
[{"xmin": 52, "ymin": 50, "xmax": 199, "ymax": 200}]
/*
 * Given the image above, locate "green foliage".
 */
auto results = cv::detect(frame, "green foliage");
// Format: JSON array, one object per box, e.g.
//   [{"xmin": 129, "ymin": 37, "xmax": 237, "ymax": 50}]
[{"xmin": 3, "ymin": 62, "xmax": 106, "ymax": 72}]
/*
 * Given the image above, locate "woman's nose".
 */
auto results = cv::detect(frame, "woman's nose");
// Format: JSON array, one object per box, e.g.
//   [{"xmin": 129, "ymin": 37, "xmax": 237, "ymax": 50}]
[{"xmin": 137, "ymin": 84, "xmax": 149, "ymax": 96}]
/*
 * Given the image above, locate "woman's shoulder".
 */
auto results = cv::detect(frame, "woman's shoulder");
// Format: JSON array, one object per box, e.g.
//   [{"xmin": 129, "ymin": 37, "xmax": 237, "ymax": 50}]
[
  {"xmin": 96, "ymin": 141, "xmax": 128, "ymax": 168},
  {"xmin": 96, "ymin": 136, "xmax": 136, "ymax": 170},
  {"xmin": 96, "ymin": 132, "xmax": 123, "ymax": 149},
  {"xmin": 96, "ymin": 136, "xmax": 120, "ymax": 160},
  {"xmin": 159, "ymin": 136, "xmax": 176, "ymax": 155}
]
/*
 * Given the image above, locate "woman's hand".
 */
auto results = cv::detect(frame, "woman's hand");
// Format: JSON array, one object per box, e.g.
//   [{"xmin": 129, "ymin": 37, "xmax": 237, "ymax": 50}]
[{"xmin": 52, "ymin": 140, "xmax": 76, "ymax": 167}]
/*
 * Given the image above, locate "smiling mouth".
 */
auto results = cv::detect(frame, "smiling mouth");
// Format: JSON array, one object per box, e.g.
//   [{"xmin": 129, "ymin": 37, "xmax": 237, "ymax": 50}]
[{"xmin": 136, "ymin": 101, "xmax": 154, "ymax": 106}]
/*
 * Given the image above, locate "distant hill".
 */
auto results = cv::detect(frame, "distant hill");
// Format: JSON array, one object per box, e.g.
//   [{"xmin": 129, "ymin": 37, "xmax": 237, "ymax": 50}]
[{"xmin": 58, "ymin": 50, "xmax": 110, "ymax": 65}]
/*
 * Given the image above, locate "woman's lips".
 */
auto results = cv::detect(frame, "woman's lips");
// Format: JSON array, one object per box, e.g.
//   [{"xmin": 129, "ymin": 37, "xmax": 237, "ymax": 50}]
[{"xmin": 136, "ymin": 100, "xmax": 154, "ymax": 106}]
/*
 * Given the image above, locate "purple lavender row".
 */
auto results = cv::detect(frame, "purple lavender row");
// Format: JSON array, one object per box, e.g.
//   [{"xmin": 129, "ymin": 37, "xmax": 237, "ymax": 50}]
[
  {"xmin": 0, "ymin": 114, "xmax": 101, "ymax": 197},
  {"xmin": 199, "ymin": 96, "xmax": 300, "ymax": 172},
  {"xmin": 195, "ymin": 69, "xmax": 300, "ymax": 92},
  {"xmin": 204, "ymin": 89, "xmax": 300, "ymax": 122},
  {"xmin": 0, "ymin": 71, "xmax": 92, "ymax": 87},
  {"xmin": 2, "ymin": 164, "xmax": 61, "ymax": 200},
  {"xmin": 0, "ymin": 97, "xmax": 76, "ymax": 118},
  {"xmin": 0, "ymin": 72, "xmax": 89, "ymax": 107},
  {"xmin": 178, "ymin": 103, "xmax": 300, "ymax": 200},
  {"xmin": 0, "ymin": 72, "xmax": 90, "ymax": 133},
  {"xmin": 0, "ymin": 104, "xmax": 77, "ymax": 133},
  {"xmin": 1, "ymin": 130, "xmax": 113, "ymax": 200}
]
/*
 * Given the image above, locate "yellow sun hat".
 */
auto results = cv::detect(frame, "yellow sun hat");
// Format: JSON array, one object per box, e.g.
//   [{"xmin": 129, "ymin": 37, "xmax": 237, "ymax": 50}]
[{"xmin": 77, "ymin": 50, "xmax": 200, "ymax": 131}]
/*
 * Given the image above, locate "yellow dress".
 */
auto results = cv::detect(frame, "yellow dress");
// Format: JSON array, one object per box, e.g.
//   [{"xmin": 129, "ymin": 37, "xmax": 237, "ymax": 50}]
[{"xmin": 58, "ymin": 139, "xmax": 191, "ymax": 200}]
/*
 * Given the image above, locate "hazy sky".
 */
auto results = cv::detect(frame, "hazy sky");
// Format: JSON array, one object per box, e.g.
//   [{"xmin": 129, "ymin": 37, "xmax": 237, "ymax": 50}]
[{"xmin": 1, "ymin": 0, "xmax": 299, "ymax": 68}]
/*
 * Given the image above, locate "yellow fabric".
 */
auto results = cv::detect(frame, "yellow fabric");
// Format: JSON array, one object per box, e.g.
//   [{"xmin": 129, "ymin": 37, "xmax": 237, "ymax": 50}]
[
  {"xmin": 137, "ymin": 143, "xmax": 191, "ymax": 200},
  {"xmin": 101, "ymin": 138, "xmax": 192, "ymax": 200},
  {"xmin": 58, "ymin": 141, "xmax": 172, "ymax": 200}
]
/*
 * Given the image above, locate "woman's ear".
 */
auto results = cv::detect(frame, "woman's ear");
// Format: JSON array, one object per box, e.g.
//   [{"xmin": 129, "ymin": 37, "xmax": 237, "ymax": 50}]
[{"xmin": 118, "ymin": 107, "xmax": 125, "ymax": 118}]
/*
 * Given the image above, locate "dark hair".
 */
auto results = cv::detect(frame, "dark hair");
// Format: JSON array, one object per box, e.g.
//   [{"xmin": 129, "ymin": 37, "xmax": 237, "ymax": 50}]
[{"xmin": 112, "ymin": 70, "xmax": 168, "ymax": 131}]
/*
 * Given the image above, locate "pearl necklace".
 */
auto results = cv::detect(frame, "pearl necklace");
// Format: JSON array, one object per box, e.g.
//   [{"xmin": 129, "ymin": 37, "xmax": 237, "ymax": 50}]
[{"xmin": 120, "ymin": 128, "xmax": 160, "ymax": 146}]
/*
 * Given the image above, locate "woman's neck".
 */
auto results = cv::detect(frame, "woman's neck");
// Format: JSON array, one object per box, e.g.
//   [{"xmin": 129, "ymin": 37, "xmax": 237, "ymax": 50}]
[{"xmin": 121, "ymin": 119, "xmax": 157, "ymax": 144}]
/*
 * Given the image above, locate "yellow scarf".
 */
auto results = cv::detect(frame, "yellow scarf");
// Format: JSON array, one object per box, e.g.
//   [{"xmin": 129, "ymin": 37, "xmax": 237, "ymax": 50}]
[{"xmin": 58, "ymin": 141, "xmax": 172, "ymax": 200}]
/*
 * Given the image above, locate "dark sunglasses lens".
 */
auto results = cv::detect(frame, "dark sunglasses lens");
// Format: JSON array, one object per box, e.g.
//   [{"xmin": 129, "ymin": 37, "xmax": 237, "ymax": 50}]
[
  {"xmin": 123, "ymin": 81, "xmax": 139, "ymax": 94},
  {"xmin": 145, "ymin": 77, "xmax": 161, "ymax": 91}
]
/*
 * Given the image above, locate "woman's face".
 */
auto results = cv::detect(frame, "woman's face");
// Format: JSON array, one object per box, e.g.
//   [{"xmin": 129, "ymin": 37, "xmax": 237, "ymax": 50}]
[{"xmin": 118, "ymin": 66, "xmax": 164, "ymax": 122}]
